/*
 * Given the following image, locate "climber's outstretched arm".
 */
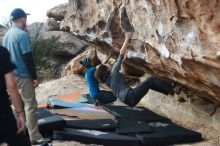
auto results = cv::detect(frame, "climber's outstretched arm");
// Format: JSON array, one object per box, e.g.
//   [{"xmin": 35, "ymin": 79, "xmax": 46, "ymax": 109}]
[
  {"xmin": 102, "ymin": 52, "xmax": 112, "ymax": 64},
  {"xmin": 120, "ymin": 32, "xmax": 132, "ymax": 55},
  {"xmin": 111, "ymin": 32, "xmax": 132, "ymax": 73}
]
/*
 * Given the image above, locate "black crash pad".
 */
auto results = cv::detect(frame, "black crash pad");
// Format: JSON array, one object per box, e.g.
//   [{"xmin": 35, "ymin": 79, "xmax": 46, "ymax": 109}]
[
  {"xmin": 116, "ymin": 119, "xmax": 152, "ymax": 134},
  {"xmin": 37, "ymin": 108, "xmax": 54, "ymax": 119},
  {"xmin": 136, "ymin": 121, "xmax": 202, "ymax": 146},
  {"xmin": 38, "ymin": 115, "xmax": 66, "ymax": 135},
  {"xmin": 53, "ymin": 128, "xmax": 141, "ymax": 146},
  {"xmin": 103, "ymin": 105, "xmax": 169, "ymax": 121},
  {"xmin": 37, "ymin": 108, "xmax": 66, "ymax": 135},
  {"xmin": 66, "ymin": 119, "xmax": 117, "ymax": 131}
]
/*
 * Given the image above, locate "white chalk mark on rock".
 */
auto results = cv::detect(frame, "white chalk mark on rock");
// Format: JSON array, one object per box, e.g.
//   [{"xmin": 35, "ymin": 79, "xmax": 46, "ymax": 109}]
[
  {"xmin": 158, "ymin": 20, "xmax": 164, "ymax": 37},
  {"xmin": 217, "ymin": 50, "xmax": 220, "ymax": 58},
  {"xmin": 102, "ymin": 37, "xmax": 112, "ymax": 44},
  {"xmin": 160, "ymin": 43, "xmax": 170, "ymax": 58},
  {"xmin": 156, "ymin": 0, "xmax": 161, "ymax": 6},
  {"xmin": 156, "ymin": 21, "xmax": 170, "ymax": 58},
  {"xmin": 127, "ymin": 50, "xmax": 146, "ymax": 60}
]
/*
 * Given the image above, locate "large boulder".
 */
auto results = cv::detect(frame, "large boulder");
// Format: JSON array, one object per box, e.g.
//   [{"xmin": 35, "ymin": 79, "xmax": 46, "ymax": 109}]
[
  {"xmin": 43, "ymin": 31, "xmax": 88, "ymax": 58},
  {"xmin": 59, "ymin": 0, "xmax": 220, "ymax": 104},
  {"xmin": 27, "ymin": 22, "xmax": 89, "ymax": 78},
  {"xmin": 28, "ymin": 22, "xmax": 45, "ymax": 40},
  {"xmin": 46, "ymin": 3, "xmax": 68, "ymax": 21},
  {"xmin": 28, "ymin": 22, "xmax": 87, "ymax": 58},
  {"xmin": 45, "ymin": 18, "xmax": 60, "ymax": 31}
]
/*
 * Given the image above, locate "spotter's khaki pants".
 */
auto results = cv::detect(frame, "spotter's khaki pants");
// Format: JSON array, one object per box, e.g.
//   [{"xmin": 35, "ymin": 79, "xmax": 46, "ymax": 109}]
[{"xmin": 15, "ymin": 77, "xmax": 42, "ymax": 141}]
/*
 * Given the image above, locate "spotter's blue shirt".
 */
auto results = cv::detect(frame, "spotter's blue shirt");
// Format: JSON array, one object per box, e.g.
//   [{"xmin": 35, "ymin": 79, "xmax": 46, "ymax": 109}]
[
  {"xmin": 2, "ymin": 25, "xmax": 32, "ymax": 78},
  {"xmin": 85, "ymin": 67, "xmax": 100, "ymax": 98}
]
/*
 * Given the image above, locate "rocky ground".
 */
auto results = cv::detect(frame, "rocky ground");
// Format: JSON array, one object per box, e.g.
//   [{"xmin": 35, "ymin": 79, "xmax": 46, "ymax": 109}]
[{"xmin": 35, "ymin": 75, "xmax": 220, "ymax": 146}]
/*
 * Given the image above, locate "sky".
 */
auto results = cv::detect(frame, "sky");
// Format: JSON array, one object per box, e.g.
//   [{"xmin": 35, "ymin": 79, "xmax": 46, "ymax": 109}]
[{"xmin": 0, "ymin": 0, "xmax": 68, "ymax": 25}]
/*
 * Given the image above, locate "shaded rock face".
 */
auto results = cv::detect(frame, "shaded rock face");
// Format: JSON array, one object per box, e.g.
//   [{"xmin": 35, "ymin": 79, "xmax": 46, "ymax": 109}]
[
  {"xmin": 45, "ymin": 18, "xmax": 60, "ymax": 31},
  {"xmin": 46, "ymin": 3, "xmax": 68, "ymax": 21},
  {"xmin": 59, "ymin": 0, "xmax": 220, "ymax": 104},
  {"xmin": 62, "ymin": 48, "xmax": 101, "ymax": 76},
  {"xmin": 62, "ymin": 49, "xmax": 140, "ymax": 87}
]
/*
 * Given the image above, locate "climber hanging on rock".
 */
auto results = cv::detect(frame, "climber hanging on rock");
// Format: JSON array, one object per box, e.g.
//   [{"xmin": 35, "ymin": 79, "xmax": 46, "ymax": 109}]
[
  {"xmin": 80, "ymin": 51, "xmax": 117, "ymax": 105},
  {"xmin": 81, "ymin": 32, "xmax": 182, "ymax": 107}
]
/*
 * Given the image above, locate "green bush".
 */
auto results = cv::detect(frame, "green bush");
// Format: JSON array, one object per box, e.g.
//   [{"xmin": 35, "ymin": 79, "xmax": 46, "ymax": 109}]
[
  {"xmin": 29, "ymin": 23, "xmax": 60, "ymax": 81},
  {"xmin": 32, "ymin": 36, "xmax": 60, "ymax": 69}
]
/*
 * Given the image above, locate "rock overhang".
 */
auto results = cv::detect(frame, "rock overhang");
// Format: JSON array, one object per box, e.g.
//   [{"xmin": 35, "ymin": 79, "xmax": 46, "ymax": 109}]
[{"xmin": 47, "ymin": 0, "xmax": 220, "ymax": 104}]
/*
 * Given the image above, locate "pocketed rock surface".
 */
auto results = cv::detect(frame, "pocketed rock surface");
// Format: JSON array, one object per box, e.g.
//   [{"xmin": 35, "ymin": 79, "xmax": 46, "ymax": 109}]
[{"xmin": 53, "ymin": 0, "xmax": 220, "ymax": 104}]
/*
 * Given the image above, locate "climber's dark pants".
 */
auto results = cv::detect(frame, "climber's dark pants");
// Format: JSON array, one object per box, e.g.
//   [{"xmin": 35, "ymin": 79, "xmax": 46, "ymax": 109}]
[
  {"xmin": 97, "ymin": 90, "xmax": 117, "ymax": 105},
  {"xmin": 124, "ymin": 76, "xmax": 173, "ymax": 107}
]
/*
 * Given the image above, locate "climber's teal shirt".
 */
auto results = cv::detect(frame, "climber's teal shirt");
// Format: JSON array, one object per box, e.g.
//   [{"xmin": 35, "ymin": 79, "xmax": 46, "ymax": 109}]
[{"xmin": 85, "ymin": 67, "xmax": 100, "ymax": 98}]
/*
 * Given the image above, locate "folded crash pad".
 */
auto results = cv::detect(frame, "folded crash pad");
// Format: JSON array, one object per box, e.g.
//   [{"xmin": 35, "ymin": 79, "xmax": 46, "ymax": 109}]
[
  {"xmin": 66, "ymin": 119, "xmax": 117, "ymax": 131},
  {"xmin": 53, "ymin": 128, "xmax": 141, "ymax": 146},
  {"xmin": 116, "ymin": 119, "xmax": 152, "ymax": 134},
  {"xmin": 48, "ymin": 98, "xmax": 93, "ymax": 109},
  {"xmin": 50, "ymin": 108, "xmax": 114, "ymax": 120},
  {"xmin": 38, "ymin": 92, "xmax": 82, "ymax": 108},
  {"xmin": 103, "ymin": 105, "xmax": 169, "ymax": 121},
  {"xmin": 56, "ymin": 92, "xmax": 82, "ymax": 102},
  {"xmin": 136, "ymin": 121, "xmax": 202, "ymax": 146}
]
